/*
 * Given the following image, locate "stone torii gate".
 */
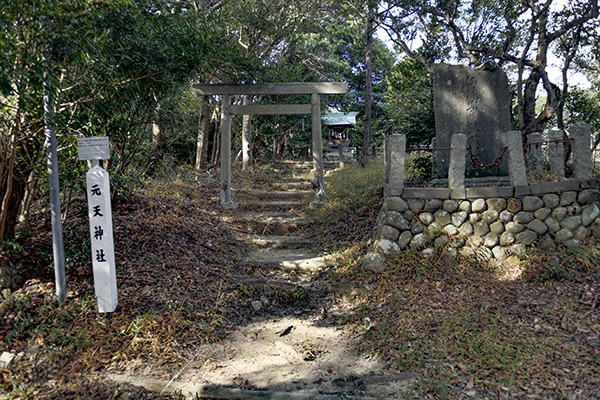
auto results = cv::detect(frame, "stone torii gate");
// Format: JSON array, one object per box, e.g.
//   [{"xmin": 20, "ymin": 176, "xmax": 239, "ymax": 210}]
[{"xmin": 192, "ymin": 82, "xmax": 348, "ymax": 209}]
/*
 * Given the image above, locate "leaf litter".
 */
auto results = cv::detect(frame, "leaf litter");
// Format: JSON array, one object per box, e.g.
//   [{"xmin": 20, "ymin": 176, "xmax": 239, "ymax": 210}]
[{"xmin": 1, "ymin": 162, "xmax": 599, "ymax": 399}]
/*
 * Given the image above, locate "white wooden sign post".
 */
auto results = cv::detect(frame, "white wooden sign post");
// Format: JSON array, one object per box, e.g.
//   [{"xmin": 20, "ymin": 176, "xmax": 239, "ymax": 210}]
[{"xmin": 79, "ymin": 138, "xmax": 118, "ymax": 313}]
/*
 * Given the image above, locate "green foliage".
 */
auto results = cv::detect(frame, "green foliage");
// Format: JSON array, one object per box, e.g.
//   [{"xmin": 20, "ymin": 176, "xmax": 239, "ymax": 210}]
[
  {"xmin": 249, "ymin": 105, "xmax": 313, "ymax": 162},
  {"xmin": 223, "ymin": 1, "xmax": 397, "ymax": 159},
  {"xmin": 405, "ymin": 152, "xmax": 432, "ymax": 183},
  {"xmin": 328, "ymin": 16, "xmax": 396, "ymax": 148},
  {"xmin": 0, "ymin": 0, "xmax": 242, "ymax": 245},
  {"xmin": 275, "ymin": 286, "xmax": 309, "ymax": 302},
  {"xmin": 379, "ymin": 0, "xmax": 598, "ymax": 135},
  {"xmin": 62, "ymin": 200, "xmax": 92, "ymax": 271},
  {"xmin": 1, "ymin": 0, "xmax": 402, "ymax": 249},
  {"xmin": 386, "ymin": 57, "xmax": 435, "ymax": 146},
  {"xmin": 1, "ymin": 236, "xmax": 24, "ymax": 255},
  {"xmin": 236, "ymin": 283, "xmax": 255, "ymax": 299},
  {"xmin": 563, "ymin": 87, "xmax": 600, "ymax": 135}
]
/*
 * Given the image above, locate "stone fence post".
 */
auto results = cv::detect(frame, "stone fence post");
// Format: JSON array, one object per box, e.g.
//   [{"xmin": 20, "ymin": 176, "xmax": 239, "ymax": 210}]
[
  {"xmin": 570, "ymin": 122, "xmax": 593, "ymax": 181},
  {"xmin": 506, "ymin": 130, "xmax": 528, "ymax": 187},
  {"xmin": 431, "ymin": 137, "xmax": 438, "ymax": 178},
  {"xmin": 527, "ymin": 132, "xmax": 543, "ymax": 178},
  {"xmin": 448, "ymin": 134, "xmax": 466, "ymax": 189},
  {"xmin": 384, "ymin": 134, "xmax": 406, "ymax": 198},
  {"xmin": 547, "ymin": 129, "xmax": 565, "ymax": 179}
]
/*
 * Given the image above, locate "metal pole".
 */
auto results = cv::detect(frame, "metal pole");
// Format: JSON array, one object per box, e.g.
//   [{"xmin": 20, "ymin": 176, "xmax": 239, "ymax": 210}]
[{"xmin": 43, "ymin": 69, "xmax": 66, "ymax": 304}]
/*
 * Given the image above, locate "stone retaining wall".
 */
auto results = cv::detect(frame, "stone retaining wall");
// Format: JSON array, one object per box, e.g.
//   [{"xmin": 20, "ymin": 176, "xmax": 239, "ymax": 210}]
[{"xmin": 364, "ymin": 179, "xmax": 600, "ymax": 272}]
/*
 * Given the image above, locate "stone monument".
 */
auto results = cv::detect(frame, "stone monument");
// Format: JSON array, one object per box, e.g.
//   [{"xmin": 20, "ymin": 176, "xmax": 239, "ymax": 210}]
[{"xmin": 433, "ymin": 63, "xmax": 511, "ymax": 178}]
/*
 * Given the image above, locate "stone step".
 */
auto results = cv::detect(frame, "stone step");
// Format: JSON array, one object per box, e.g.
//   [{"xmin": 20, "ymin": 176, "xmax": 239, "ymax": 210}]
[
  {"xmin": 244, "ymin": 235, "xmax": 314, "ymax": 249},
  {"xmin": 324, "ymin": 152, "xmax": 354, "ymax": 160},
  {"xmin": 282, "ymin": 161, "xmax": 340, "ymax": 170},
  {"xmin": 273, "ymin": 181, "xmax": 313, "ymax": 190},
  {"xmin": 245, "ymin": 249, "xmax": 330, "ymax": 272},
  {"xmin": 292, "ymin": 170, "xmax": 313, "ymax": 180},
  {"xmin": 224, "ymin": 212, "xmax": 313, "ymax": 226},
  {"xmin": 242, "ymin": 201, "xmax": 305, "ymax": 211},
  {"xmin": 238, "ymin": 190, "xmax": 313, "ymax": 201},
  {"xmin": 293, "ymin": 169, "xmax": 340, "ymax": 180}
]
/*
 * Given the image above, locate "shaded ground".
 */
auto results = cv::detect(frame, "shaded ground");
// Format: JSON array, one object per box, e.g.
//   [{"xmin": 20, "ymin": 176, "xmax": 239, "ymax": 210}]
[
  {"xmin": 1, "ymin": 161, "xmax": 599, "ymax": 399},
  {"xmin": 341, "ymin": 252, "xmax": 600, "ymax": 399}
]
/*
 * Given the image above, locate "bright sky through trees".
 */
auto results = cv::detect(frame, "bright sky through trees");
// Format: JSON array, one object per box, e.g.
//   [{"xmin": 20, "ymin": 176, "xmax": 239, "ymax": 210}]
[{"xmin": 376, "ymin": 0, "xmax": 592, "ymax": 89}]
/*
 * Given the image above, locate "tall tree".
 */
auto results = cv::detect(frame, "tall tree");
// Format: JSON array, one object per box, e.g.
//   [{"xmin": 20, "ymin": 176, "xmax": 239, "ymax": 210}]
[
  {"xmin": 323, "ymin": 1, "xmax": 395, "ymax": 149},
  {"xmin": 218, "ymin": 0, "xmax": 344, "ymax": 166},
  {"xmin": 386, "ymin": 57, "xmax": 436, "ymax": 145},
  {"xmin": 378, "ymin": 0, "xmax": 599, "ymax": 136},
  {"xmin": 362, "ymin": 0, "xmax": 375, "ymax": 164},
  {"xmin": 0, "ymin": 0, "xmax": 228, "ymax": 246},
  {"xmin": 195, "ymin": 96, "xmax": 211, "ymax": 170},
  {"xmin": 554, "ymin": 3, "xmax": 600, "ymax": 131}
]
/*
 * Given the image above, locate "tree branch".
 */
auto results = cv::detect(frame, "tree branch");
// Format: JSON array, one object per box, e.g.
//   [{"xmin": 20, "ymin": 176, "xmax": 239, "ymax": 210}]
[
  {"xmin": 58, "ymin": 69, "xmax": 166, "ymax": 112},
  {"xmin": 443, "ymin": 16, "xmax": 535, "ymax": 67},
  {"xmin": 378, "ymin": 20, "xmax": 433, "ymax": 73},
  {"xmin": 548, "ymin": 0, "xmax": 599, "ymax": 42}
]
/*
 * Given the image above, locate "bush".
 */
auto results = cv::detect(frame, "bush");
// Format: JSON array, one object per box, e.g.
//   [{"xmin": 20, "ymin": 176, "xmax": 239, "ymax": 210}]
[{"xmin": 405, "ymin": 152, "xmax": 432, "ymax": 184}]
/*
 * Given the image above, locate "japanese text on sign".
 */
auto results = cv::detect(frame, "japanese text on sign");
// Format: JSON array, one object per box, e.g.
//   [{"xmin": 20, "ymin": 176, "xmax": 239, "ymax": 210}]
[{"xmin": 86, "ymin": 165, "xmax": 118, "ymax": 313}]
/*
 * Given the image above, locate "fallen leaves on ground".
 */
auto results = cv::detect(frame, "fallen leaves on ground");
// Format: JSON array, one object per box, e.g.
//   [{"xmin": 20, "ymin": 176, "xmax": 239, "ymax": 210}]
[
  {"xmin": 1, "ymin": 168, "xmax": 248, "ymax": 399},
  {"xmin": 2, "ymin": 161, "xmax": 600, "ymax": 400},
  {"xmin": 342, "ymin": 251, "xmax": 600, "ymax": 399}
]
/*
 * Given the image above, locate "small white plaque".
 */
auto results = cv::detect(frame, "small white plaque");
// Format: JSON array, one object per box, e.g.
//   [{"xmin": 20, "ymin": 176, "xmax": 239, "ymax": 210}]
[{"xmin": 78, "ymin": 137, "xmax": 110, "ymax": 160}]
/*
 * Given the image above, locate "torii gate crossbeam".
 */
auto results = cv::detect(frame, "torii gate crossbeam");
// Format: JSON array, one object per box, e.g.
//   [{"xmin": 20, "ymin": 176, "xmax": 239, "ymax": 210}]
[{"xmin": 192, "ymin": 83, "xmax": 348, "ymax": 209}]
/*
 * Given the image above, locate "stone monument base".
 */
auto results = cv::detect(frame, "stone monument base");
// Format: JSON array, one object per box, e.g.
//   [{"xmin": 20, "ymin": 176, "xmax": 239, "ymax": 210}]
[
  {"xmin": 364, "ymin": 179, "xmax": 600, "ymax": 273},
  {"xmin": 427, "ymin": 176, "xmax": 511, "ymax": 188}
]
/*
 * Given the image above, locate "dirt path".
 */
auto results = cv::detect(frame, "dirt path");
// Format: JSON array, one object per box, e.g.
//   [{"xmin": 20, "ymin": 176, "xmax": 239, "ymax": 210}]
[
  {"xmin": 109, "ymin": 161, "xmax": 419, "ymax": 398},
  {"xmin": 175, "ymin": 316, "xmax": 417, "ymax": 398}
]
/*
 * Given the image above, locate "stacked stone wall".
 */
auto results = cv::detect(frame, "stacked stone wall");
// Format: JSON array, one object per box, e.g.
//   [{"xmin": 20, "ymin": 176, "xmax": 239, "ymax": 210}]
[{"xmin": 365, "ymin": 179, "xmax": 600, "ymax": 270}]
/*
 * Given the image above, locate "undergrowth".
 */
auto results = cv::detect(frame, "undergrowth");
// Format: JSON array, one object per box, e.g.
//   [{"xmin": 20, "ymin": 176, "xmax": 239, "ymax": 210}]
[
  {"xmin": 0, "ymin": 168, "xmax": 239, "ymax": 399},
  {"xmin": 521, "ymin": 240, "xmax": 600, "ymax": 282},
  {"xmin": 2, "ymin": 159, "xmax": 600, "ymax": 399},
  {"xmin": 305, "ymin": 159, "xmax": 383, "ymax": 276}
]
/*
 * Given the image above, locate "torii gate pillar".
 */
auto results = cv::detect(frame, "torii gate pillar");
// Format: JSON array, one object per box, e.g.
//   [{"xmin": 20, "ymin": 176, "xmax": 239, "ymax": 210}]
[
  {"xmin": 311, "ymin": 93, "xmax": 325, "ymax": 202},
  {"xmin": 220, "ymin": 94, "xmax": 235, "ymax": 209}
]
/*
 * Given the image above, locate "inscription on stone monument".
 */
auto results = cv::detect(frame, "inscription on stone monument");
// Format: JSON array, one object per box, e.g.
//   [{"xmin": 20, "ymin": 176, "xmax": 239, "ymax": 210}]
[{"xmin": 433, "ymin": 64, "xmax": 511, "ymax": 178}]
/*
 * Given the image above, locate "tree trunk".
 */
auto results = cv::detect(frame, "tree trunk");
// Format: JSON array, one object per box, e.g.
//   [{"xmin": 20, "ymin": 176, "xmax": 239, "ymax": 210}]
[
  {"xmin": 522, "ymin": 68, "xmax": 561, "ymax": 136},
  {"xmin": 557, "ymin": 26, "xmax": 583, "ymax": 160},
  {"xmin": 520, "ymin": 9, "xmax": 561, "ymax": 136},
  {"xmin": 361, "ymin": 2, "xmax": 374, "ymax": 165},
  {"xmin": 521, "ymin": 69, "xmax": 542, "ymax": 136},
  {"xmin": 151, "ymin": 104, "xmax": 166, "ymax": 152},
  {"xmin": 0, "ymin": 109, "xmax": 43, "ymax": 245},
  {"xmin": 559, "ymin": 61, "xmax": 572, "ymax": 162},
  {"xmin": 195, "ymin": 95, "xmax": 211, "ymax": 170},
  {"xmin": 0, "ymin": 169, "xmax": 29, "ymax": 244},
  {"xmin": 0, "ymin": 122, "xmax": 31, "ymax": 244},
  {"xmin": 242, "ymin": 94, "xmax": 254, "ymax": 170},
  {"xmin": 17, "ymin": 169, "xmax": 38, "ymax": 232}
]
